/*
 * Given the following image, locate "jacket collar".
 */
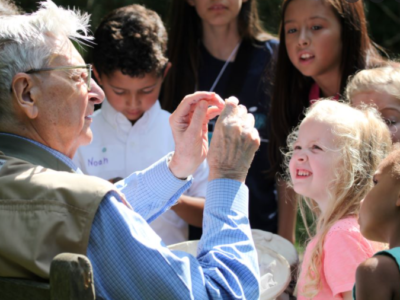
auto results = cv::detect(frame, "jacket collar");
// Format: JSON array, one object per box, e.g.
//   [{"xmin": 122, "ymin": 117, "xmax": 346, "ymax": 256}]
[{"xmin": 0, "ymin": 133, "xmax": 75, "ymax": 173}]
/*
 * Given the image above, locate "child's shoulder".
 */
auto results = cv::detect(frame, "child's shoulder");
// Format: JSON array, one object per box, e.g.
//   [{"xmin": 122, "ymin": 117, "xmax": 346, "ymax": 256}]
[
  {"xmin": 148, "ymin": 99, "xmax": 171, "ymax": 120},
  {"xmin": 356, "ymin": 253, "xmax": 400, "ymax": 299},
  {"xmin": 327, "ymin": 216, "xmax": 360, "ymax": 236},
  {"xmin": 159, "ymin": 107, "xmax": 171, "ymax": 118},
  {"xmin": 324, "ymin": 217, "xmax": 369, "ymax": 248},
  {"xmin": 324, "ymin": 217, "xmax": 374, "ymax": 254}
]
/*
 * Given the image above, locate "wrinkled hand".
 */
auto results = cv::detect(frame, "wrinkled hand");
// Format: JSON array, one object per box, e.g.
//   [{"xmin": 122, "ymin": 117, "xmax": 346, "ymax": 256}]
[
  {"xmin": 169, "ymin": 92, "xmax": 225, "ymax": 179},
  {"xmin": 208, "ymin": 96, "xmax": 260, "ymax": 183}
]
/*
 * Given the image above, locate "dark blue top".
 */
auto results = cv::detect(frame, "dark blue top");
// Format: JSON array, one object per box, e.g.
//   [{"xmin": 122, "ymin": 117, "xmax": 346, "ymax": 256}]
[{"xmin": 197, "ymin": 38, "xmax": 279, "ymax": 234}]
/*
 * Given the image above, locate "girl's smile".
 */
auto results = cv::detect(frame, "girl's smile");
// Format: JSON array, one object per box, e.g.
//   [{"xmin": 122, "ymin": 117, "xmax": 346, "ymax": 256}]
[
  {"xmin": 209, "ymin": 4, "xmax": 228, "ymax": 11},
  {"xmin": 289, "ymin": 118, "xmax": 341, "ymax": 211},
  {"xmin": 298, "ymin": 50, "xmax": 315, "ymax": 65},
  {"xmin": 296, "ymin": 169, "xmax": 312, "ymax": 178}
]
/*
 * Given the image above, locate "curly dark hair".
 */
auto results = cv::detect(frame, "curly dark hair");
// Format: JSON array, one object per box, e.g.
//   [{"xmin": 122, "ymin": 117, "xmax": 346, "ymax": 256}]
[{"xmin": 93, "ymin": 4, "xmax": 168, "ymax": 78}]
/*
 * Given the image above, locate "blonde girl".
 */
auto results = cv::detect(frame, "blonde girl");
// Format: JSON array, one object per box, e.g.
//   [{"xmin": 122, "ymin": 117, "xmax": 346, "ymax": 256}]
[
  {"xmin": 286, "ymin": 100, "xmax": 391, "ymax": 299},
  {"xmin": 346, "ymin": 66, "xmax": 400, "ymax": 143}
]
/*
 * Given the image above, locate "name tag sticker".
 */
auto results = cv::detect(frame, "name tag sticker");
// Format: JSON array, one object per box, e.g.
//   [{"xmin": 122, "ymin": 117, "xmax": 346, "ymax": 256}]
[{"xmin": 79, "ymin": 144, "xmax": 124, "ymax": 176}]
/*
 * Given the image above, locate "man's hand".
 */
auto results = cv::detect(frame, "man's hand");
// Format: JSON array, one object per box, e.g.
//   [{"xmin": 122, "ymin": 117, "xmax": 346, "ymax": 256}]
[
  {"xmin": 208, "ymin": 97, "xmax": 260, "ymax": 183},
  {"xmin": 169, "ymin": 92, "xmax": 224, "ymax": 179}
]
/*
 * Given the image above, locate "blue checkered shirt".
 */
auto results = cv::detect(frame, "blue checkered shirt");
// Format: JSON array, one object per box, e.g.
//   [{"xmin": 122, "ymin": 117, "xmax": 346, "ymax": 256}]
[{"xmin": 6, "ymin": 134, "xmax": 260, "ymax": 299}]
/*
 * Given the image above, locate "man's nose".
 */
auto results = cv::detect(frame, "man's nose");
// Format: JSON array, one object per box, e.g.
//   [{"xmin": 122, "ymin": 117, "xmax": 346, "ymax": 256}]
[{"xmin": 88, "ymin": 79, "xmax": 104, "ymax": 105}]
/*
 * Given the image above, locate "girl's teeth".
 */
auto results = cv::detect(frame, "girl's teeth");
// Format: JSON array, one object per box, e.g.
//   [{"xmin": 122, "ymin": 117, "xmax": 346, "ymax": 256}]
[
  {"xmin": 301, "ymin": 54, "xmax": 313, "ymax": 59},
  {"xmin": 298, "ymin": 170, "xmax": 310, "ymax": 176}
]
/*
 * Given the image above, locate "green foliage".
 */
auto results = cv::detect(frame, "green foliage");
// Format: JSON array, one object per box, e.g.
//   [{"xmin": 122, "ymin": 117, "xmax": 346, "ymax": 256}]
[{"xmin": 364, "ymin": 1, "xmax": 400, "ymax": 58}]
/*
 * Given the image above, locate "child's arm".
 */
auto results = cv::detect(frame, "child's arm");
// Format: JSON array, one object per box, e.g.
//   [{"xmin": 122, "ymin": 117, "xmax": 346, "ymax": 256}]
[
  {"xmin": 171, "ymin": 195, "xmax": 204, "ymax": 227},
  {"xmin": 277, "ymin": 181, "xmax": 297, "ymax": 244},
  {"xmin": 355, "ymin": 255, "xmax": 399, "ymax": 300}
]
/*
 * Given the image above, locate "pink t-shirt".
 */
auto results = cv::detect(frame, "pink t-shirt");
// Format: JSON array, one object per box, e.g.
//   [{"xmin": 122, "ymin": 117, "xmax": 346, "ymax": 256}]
[{"xmin": 297, "ymin": 217, "xmax": 375, "ymax": 300}]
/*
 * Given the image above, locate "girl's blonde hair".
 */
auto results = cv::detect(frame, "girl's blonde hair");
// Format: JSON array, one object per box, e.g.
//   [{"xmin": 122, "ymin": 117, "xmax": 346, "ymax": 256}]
[
  {"xmin": 284, "ymin": 100, "xmax": 391, "ymax": 298},
  {"xmin": 346, "ymin": 66, "xmax": 400, "ymax": 104}
]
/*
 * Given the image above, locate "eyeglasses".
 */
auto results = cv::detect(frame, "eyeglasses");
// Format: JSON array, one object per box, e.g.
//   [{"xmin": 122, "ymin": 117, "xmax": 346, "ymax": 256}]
[{"xmin": 26, "ymin": 64, "xmax": 92, "ymax": 91}]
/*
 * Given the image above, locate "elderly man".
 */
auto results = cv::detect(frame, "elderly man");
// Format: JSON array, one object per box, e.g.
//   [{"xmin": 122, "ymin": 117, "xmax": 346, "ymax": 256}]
[{"xmin": 0, "ymin": 1, "xmax": 261, "ymax": 299}]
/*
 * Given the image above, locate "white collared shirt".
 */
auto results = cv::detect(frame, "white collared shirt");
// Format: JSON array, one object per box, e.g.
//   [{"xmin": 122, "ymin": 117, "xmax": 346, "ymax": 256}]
[{"xmin": 74, "ymin": 99, "xmax": 209, "ymax": 245}]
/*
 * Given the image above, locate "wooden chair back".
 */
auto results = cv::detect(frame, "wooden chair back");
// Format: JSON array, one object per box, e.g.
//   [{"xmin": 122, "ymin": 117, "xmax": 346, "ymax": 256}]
[{"xmin": 0, "ymin": 253, "xmax": 95, "ymax": 300}]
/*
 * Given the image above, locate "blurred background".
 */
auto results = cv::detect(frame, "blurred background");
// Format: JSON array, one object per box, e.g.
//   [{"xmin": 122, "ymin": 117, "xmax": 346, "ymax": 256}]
[{"xmin": 13, "ymin": 0, "xmax": 400, "ymax": 61}]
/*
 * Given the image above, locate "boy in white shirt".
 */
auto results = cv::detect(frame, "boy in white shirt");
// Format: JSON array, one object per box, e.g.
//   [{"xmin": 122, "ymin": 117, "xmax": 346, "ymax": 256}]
[{"xmin": 73, "ymin": 4, "xmax": 208, "ymax": 245}]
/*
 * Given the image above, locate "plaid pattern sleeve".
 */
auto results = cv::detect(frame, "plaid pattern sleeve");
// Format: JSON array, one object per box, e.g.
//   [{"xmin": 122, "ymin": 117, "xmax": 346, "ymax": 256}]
[
  {"xmin": 87, "ymin": 178, "xmax": 259, "ymax": 300},
  {"xmin": 114, "ymin": 153, "xmax": 192, "ymax": 222}
]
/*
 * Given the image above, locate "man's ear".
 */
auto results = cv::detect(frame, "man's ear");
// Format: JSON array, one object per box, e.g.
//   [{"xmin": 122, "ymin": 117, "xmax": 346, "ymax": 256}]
[
  {"xmin": 92, "ymin": 66, "xmax": 103, "ymax": 86},
  {"xmin": 162, "ymin": 62, "xmax": 172, "ymax": 81},
  {"xmin": 186, "ymin": 0, "xmax": 195, "ymax": 6},
  {"xmin": 11, "ymin": 73, "xmax": 39, "ymax": 119}
]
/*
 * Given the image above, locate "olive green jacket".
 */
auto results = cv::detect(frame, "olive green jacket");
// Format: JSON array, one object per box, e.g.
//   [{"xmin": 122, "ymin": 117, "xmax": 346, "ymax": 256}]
[{"xmin": 0, "ymin": 134, "xmax": 114, "ymax": 279}]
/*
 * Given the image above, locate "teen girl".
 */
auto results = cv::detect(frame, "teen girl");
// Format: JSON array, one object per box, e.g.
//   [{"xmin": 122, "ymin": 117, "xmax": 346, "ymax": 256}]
[
  {"xmin": 162, "ymin": 0, "xmax": 282, "ymax": 240},
  {"xmin": 268, "ymin": 0, "xmax": 385, "ymax": 239},
  {"xmin": 287, "ymin": 100, "xmax": 391, "ymax": 299}
]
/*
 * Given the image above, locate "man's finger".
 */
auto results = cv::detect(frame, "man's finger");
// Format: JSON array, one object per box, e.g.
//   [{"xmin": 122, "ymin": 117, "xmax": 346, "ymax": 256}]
[
  {"xmin": 188, "ymin": 100, "xmax": 208, "ymax": 135},
  {"xmin": 243, "ymin": 113, "xmax": 255, "ymax": 129},
  {"xmin": 175, "ymin": 92, "xmax": 224, "ymax": 120},
  {"xmin": 250, "ymin": 128, "xmax": 261, "ymax": 147},
  {"xmin": 206, "ymin": 106, "xmax": 224, "ymax": 121},
  {"xmin": 226, "ymin": 96, "xmax": 239, "ymax": 105},
  {"xmin": 218, "ymin": 96, "xmax": 240, "ymax": 121},
  {"xmin": 172, "ymin": 92, "xmax": 214, "ymax": 123},
  {"xmin": 237, "ymin": 104, "xmax": 248, "ymax": 119}
]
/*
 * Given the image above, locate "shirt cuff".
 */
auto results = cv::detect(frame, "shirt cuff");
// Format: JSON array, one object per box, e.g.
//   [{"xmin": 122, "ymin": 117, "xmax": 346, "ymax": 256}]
[
  {"xmin": 205, "ymin": 178, "xmax": 249, "ymax": 216},
  {"xmin": 141, "ymin": 152, "xmax": 192, "ymax": 200}
]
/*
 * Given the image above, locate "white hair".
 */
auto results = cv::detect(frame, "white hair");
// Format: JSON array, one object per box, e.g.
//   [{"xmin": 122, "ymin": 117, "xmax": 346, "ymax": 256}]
[{"xmin": 0, "ymin": 0, "xmax": 92, "ymax": 121}]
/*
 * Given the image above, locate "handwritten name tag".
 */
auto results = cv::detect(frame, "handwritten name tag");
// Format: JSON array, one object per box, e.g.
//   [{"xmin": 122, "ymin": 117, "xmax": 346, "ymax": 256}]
[
  {"xmin": 87, "ymin": 157, "xmax": 109, "ymax": 167},
  {"xmin": 78, "ymin": 145, "xmax": 124, "ymax": 178}
]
